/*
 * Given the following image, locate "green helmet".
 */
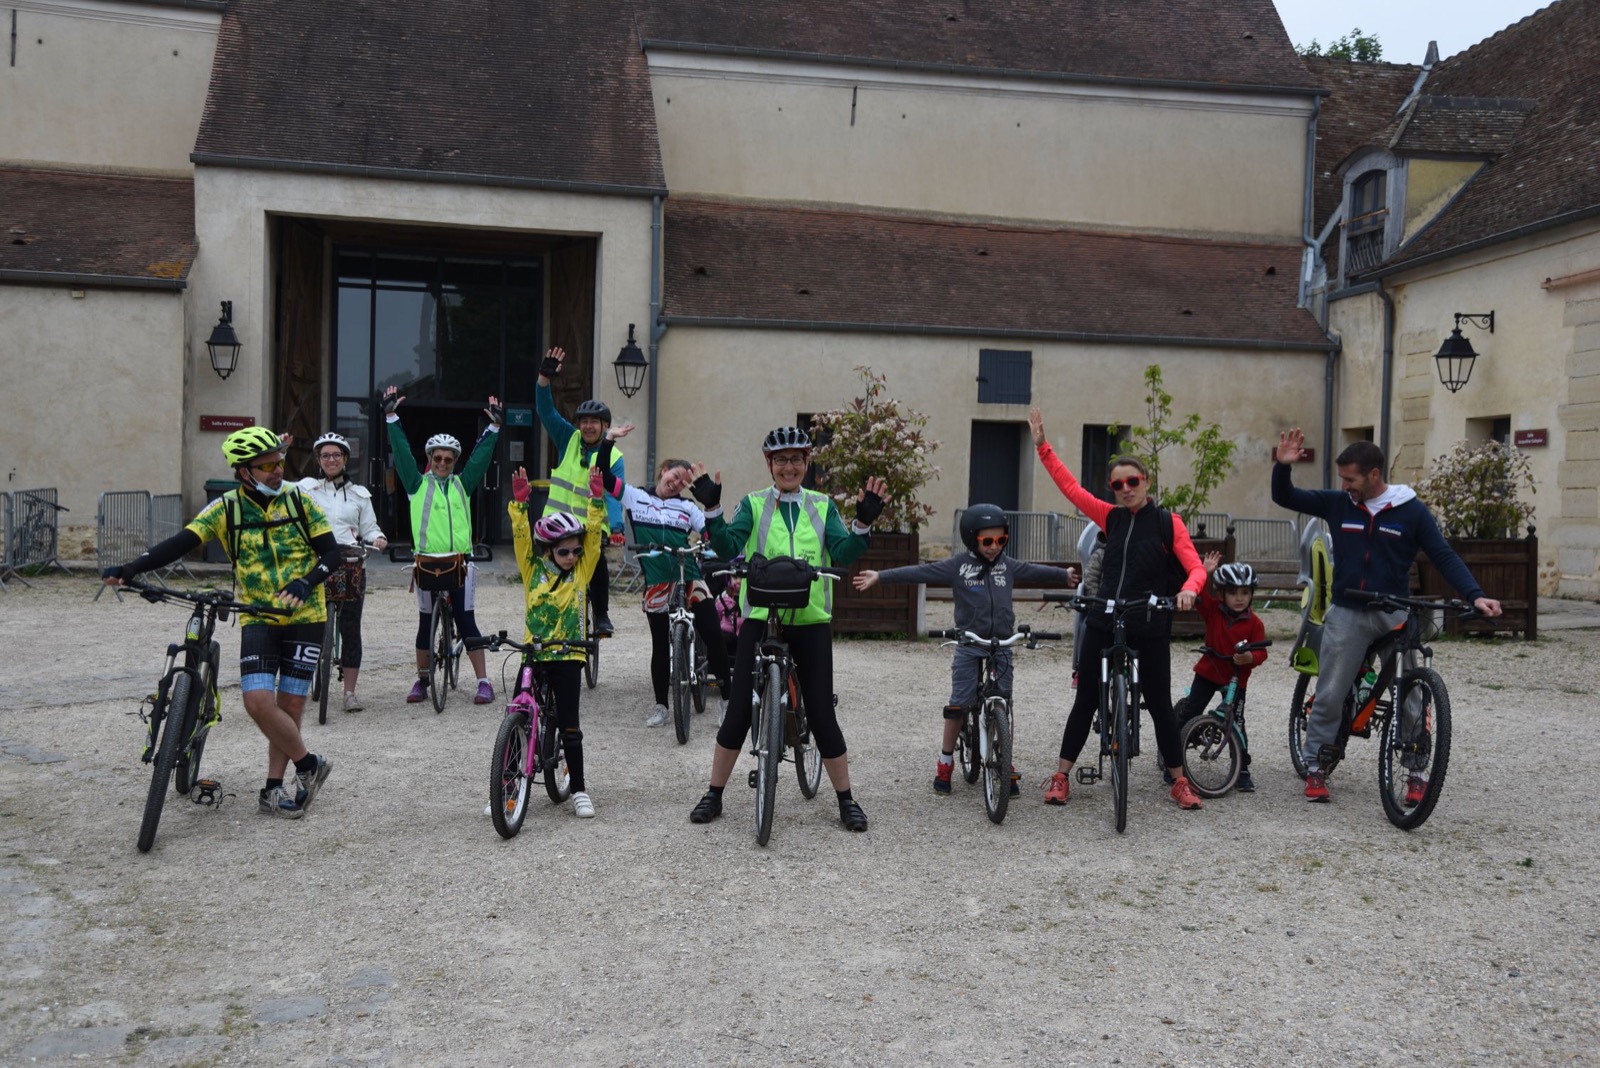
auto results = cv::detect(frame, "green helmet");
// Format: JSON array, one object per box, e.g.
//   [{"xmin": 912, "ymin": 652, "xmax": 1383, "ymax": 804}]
[{"xmin": 221, "ymin": 426, "xmax": 284, "ymax": 468}]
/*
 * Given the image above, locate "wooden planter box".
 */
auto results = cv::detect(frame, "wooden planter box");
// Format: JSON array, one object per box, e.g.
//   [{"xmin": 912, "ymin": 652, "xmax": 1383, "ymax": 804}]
[
  {"xmin": 833, "ymin": 531, "xmax": 920, "ymax": 638},
  {"xmin": 1413, "ymin": 534, "xmax": 1538, "ymax": 639}
]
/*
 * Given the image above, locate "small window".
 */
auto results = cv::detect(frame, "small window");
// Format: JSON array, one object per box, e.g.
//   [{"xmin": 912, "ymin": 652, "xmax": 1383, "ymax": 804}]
[
  {"xmin": 1348, "ymin": 171, "xmax": 1387, "ymax": 233},
  {"xmin": 978, "ymin": 349, "xmax": 1032, "ymax": 404},
  {"xmin": 1467, "ymin": 415, "xmax": 1511, "ymax": 445}
]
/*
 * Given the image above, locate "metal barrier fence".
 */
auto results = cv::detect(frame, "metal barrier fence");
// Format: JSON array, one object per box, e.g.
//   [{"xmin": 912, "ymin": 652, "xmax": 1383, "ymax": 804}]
[
  {"xmin": 0, "ymin": 488, "xmax": 70, "ymax": 588},
  {"xmin": 946, "ymin": 508, "xmax": 1302, "ymax": 566},
  {"xmin": 150, "ymin": 493, "xmax": 197, "ymax": 581},
  {"xmin": 0, "ymin": 494, "xmax": 13, "ymax": 590},
  {"xmin": 1187, "ymin": 511, "xmax": 1232, "ymax": 538},
  {"xmin": 95, "ymin": 491, "xmax": 152, "ymax": 601},
  {"xmin": 1233, "ymin": 517, "xmax": 1299, "ymax": 561}
]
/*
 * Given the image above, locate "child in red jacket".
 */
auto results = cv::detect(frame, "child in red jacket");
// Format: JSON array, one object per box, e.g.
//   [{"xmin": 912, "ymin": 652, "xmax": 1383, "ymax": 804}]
[{"xmin": 1181, "ymin": 551, "xmax": 1269, "ymax": 791}]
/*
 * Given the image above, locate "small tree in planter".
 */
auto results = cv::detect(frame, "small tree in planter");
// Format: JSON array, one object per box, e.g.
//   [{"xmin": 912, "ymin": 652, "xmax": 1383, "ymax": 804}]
[
  {"xmin": 1110, "ymin": 363, "xmax": 1238, "ymax": 519},
  {"xmin": 1415, "ymin": 439, "xmax": 1536, "ymax": 539},
  {"xmin": 809, "ymin": 366, "xmax": 940, "ymax": 531}
]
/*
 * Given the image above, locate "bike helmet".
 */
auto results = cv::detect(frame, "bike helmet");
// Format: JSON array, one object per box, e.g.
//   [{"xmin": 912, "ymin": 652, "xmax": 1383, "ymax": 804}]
[
  {"xmin": 533, "ymin": 512, "xmax": 584, "ymax": 544},
  {"xmin": 958, "ymin": 503, "xmax": 1009, "ymax": 553},
  {"xmin": 221, "ymin": 427, "xmax": 284, "ymax": 468},
  {"xmin": 1213, "ymin": 562, "xmax": 1258, "ymax": 589},
  {"xmin": 575, "ymin": 399, "xmax": 612, "ymax": 424},
  {"xmin": 424, "ymin": 433, "xmax": 461, "ymax": 457},
  {"xmin": 312, "ymin": 432, "xmax": 351, "ymax": 457},
  {"xmin": 762, "ymin": 426, "xmax": 812, "ymax": 454}
]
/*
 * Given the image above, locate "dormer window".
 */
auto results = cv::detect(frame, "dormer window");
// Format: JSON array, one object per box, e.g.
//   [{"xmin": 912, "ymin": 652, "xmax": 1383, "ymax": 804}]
[{"xmin": 1346, "ymin": 170, "xmax": 1388, "ymax": 274}]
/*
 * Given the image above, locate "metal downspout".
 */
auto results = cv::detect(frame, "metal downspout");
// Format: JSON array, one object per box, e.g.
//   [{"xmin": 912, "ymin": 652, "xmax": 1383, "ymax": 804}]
[
  {"xmin": 1299, "ymin": 95, "xmax": 1322, "ymax": 307},
  {"xmin": 646, "ymin": 194, "xmax": 663, "ymax": 476}
]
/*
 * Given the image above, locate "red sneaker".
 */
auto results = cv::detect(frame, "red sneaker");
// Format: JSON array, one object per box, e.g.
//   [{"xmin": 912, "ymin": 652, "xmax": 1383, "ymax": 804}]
[
  {"xmin": 1305, "ymin": 770, "xmax": 1330, "ymax": 802},
  {"xmin": 933, "ymin": 761, "xmax": 953, "ymax": 795},
  {"xmin": 1170, "ymin": 775, "xmax": 1203, "ymax": 810},
  {"xmin": 1043, "ymin": 772, "xmax": 1070, "ymax": 805},
  {"xmin": 1404, "ymin": 775, "xmax": 1427, "ymax": 806}
]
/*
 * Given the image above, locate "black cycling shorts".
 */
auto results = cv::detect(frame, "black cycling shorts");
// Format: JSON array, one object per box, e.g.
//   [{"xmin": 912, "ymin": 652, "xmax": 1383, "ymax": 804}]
[{"xmin": 239, "ymin": 622, "xmax": 323, "ymax": 697}]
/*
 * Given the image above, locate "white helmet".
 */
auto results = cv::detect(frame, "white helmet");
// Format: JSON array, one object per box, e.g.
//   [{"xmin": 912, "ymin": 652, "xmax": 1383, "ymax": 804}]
[
  {"xmin": 424, "ymin": 433, "xmax": 461, "ymax": 456},
  {"xmin": 312, "ymin": 432, "xmax": 351, "ymax": 456}
]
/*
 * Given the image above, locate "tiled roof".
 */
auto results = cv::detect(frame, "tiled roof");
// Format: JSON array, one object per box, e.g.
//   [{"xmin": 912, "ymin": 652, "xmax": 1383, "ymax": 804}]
[
  {"xmin": 1386, "ymin": 0, "xmax": 1600, "ymax": 267},
  {"xmin": 0, "ymin": 168, "xmax": 195, "ymax": 288},
  {"xmin": 194, "ymin": 0, "xmax": 666, "ymax": 193},
  {"xmin": 639, "ymin": 0, "xmax": 1317, "ymax": 90},
  {"xmin": 1301, "ymin": 56, "xmax": 1420, "ymax": 231},
  {"xmin": 662, "ymin": 199, "xmax": 1329, "ymax": 349},
  {"xmin": 1387, "ymin": 95, "xmax": 1535, "ymax": 156}
]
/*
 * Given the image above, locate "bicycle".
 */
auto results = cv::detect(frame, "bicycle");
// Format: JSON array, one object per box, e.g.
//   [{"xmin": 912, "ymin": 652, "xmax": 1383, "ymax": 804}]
[
  {"xmin": 1175, "ymin": 639, "xmax": 1273, "ymax": 798},
  {"xmin": 928, "ymin": 625, "xmax": 1062, "ymax": 824},
  {"xmin": 120, "ymin": 579, "xmax": 289, "ymax": 852},
  {"xmin": 1289, "ymin": 590, "xmax": 1480, "ymax": 830},
  {"xmin": 632, "ymin": 542, "xmax": 718, "ymax": 744},
  {"xmin": 709, "ymin": 557, "xmax": 844, "ymax": 846},
  {"xmin": 312, "ymin": 543, "xmax": 373, "ymax": 724},
  {"xmin": 466, "ymin": 631, "xmax": 599, "ymax": 839},
  {"xmin": 1044, "ymin": 591, "xmax": 1176, "ymax": 834},
  {"xmin": 409, "ymin": 575, "xmax": 464, "ymax": 714},
  {"xmin": 584, "ymin": 596, "xmax": 602, "ymax": 690}
]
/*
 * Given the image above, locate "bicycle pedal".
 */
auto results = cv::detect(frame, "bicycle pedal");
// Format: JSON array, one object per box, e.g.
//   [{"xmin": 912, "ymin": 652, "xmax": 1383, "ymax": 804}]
[
  {"xmin": 1075, "ymin": 767, "xmax": 1100, "ymax": 785},
  {"xmin": 747, "ymin": 769, "xmax": 759, "ymax": 788}
]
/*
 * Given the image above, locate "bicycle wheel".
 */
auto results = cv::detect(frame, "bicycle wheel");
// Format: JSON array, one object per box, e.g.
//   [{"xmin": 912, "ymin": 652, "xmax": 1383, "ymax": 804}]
[
  {"xmin": 1181, "ymin": 713, "xmax": 1241, "ymax": 798},
  {"xmin": 691, "ymin": 629, "xmax": 709, "ymax": 716},
  {"xmin": 1288, "ymin": 673, "xmax": 1316, "ymax": 779},
  {"xmin": 584, "ymin": 602, "xmax": 600, "ymax": 689},
  {"xmin": 137, "ymin": 672, "xmax": 193, "ymax": 853},
  {"xmin": 671, "ymin": 622, "xmax": 692, "ymax": 745},
  {"xmin": 1110, "ymin": 675, "xmax": 1130, "ymax": 834},
  {"xmin": 754, "ymin": 661, "xmax": 783, "ymax": 846},
  {"xmin": 788, "ymin": 669, "xmax": 822, "ymax": 799},
  {"xmin": 316, "ymin": 605, "xmax": 337, "ymax": 725},
  {"xmin": 981, "ymin": 699, "xmax": 1013, "ymax": 825},
  {"xmin": 540, "ymin": 699, "xmax": 573, "ymax": 803},
  {"xmin": 429, "ymin": 596, "xmax": 449, "ymax": 714},
  {"xmin": 175, "ymin": 644, "xmax": 220, "ymax": 795},
  {"xmin": 490, "ymin": 709, "xmax": 532, "ymax": 839},
  {"xmin": 1380, "ymin": 667, "xmax": 1452, "ymax": 830},
  {"xmin": 958, "ymin": 710, "xmax": 981, "ymax": 784}
]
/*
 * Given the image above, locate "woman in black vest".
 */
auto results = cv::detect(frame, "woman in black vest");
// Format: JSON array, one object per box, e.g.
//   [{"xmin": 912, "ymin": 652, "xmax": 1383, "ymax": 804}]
[{"xmin": 1030, "ymin": 408, "xmax": 1208, "ymax": 811}]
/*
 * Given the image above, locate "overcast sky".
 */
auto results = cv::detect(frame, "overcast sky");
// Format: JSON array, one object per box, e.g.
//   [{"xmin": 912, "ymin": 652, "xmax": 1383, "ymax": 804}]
[{"xmin": 1272, "ymin": 0, "xmax": 1553, "ymax": 62}]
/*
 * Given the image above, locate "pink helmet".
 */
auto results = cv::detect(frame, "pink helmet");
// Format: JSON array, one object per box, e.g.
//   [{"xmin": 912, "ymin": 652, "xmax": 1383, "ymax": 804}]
[{"xmin": 533, "ymin": 512, "xmax": 584, "ymax": 544}]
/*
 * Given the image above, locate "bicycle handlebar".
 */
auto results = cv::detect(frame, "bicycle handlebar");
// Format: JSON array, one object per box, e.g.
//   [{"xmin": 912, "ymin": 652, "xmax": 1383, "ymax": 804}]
[
  {"xmin": 122, "ymin": 579, "xmax": 292, "ymax": 617},
  {"xmin": 1041, "ymin": 592, "xmax": 1178, "ymax": 614},
  {"xmin": 1344, "ymin": 589, "xmax": 1487, "ymax": 622},
  {"xmin": 628, "ymin": 543, "xmax": 718, "ymax": 557},
  {"xmin": 705, "ymin": 559, "xmax": 851, "ymax": 582},
  {"xmin": 1195, "ymin": 639, "xmax": 1274, "ymax": 659},
  {"xmin": 465, "ymin": 630, "xmax": 600, "ymax": 656},
  {"xmin": 929, "ymin": 626, "xmax": 1064, "ymax": 649}
]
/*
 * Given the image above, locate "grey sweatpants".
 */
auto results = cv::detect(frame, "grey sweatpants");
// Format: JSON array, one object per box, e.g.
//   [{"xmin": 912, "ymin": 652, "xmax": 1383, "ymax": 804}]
[{"xmin": 1307, "ymin": 603, "xmax": 1405, "ymax": 769}]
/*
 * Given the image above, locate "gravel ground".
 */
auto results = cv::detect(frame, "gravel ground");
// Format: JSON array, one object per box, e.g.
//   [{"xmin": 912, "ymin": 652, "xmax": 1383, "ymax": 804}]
[{"xmin": 2, "ymin": 567, "xmax": 1598, "ymax": 1066}]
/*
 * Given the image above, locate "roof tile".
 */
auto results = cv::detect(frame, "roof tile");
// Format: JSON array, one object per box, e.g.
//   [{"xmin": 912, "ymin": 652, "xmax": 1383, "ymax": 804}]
[{"xmin": 0, "ymin": 168, "xmax": 195, "ymax": 286}]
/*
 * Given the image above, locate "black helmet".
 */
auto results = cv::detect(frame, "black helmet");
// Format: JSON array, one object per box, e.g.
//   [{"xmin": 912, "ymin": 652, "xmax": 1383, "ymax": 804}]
[
  {"xmin": 575, "ymin": 399, "xmax": 611, "ymax": 424},
  {"xmin": 762, "ymin": 426, "xmax": 812, "ymax": 454},
  {"xmin": 959, "ymin": 503, "xmax": 1009, "ymax": 553}
]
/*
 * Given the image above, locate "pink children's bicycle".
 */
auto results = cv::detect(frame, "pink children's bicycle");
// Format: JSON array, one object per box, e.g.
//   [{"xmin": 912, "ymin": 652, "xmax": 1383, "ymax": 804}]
[{"xmin": 467, "ymin": 631, "xmax": 597, "ymax": 839}]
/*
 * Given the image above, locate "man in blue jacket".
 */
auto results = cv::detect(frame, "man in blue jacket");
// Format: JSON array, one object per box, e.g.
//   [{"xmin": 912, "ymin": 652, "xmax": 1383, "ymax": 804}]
[{"xmin": 1272, "ymin": 428, "xmax": 1501, "ymax": 802}]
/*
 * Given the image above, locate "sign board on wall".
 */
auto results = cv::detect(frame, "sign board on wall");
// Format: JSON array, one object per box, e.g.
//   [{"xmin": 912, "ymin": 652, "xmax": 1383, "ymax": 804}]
[
  {"xmin": 199, "ymin": 415, "xmax": 257, "ymax": 432},
  {"xmin": 1513, "ymin": 429, "xmax": 1548, "ymax": 448}
]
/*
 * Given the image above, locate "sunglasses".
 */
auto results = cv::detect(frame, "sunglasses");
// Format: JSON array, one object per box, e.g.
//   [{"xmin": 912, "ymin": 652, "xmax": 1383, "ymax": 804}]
[
  {"xmin": 251, "ymin": 460, "xmax": 284, "ymax": 474},
  {"xmin": 976, "ymin": 534, "xmax": 1009, "ymax": 549},
  {"xmin": 1109, "ymin": 475, "xmax": 1145, "ymax": 491},
  {"xmin": 552, "ymin": 547, "xmax": 584, "ymax": 560}
]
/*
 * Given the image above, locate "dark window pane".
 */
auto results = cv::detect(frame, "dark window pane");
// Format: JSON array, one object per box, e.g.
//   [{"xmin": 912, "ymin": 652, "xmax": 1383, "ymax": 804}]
[
  {"xmin": 373, "ymin": 255, "xmax": 434, "ymax": 288},
  {"xmin": 441, "ymin": 258, "xmax": 504, "ymax": 289},
  {"xmin": 439, "ymin": 286, "xmax": 501, "ymax": 401},
  {"xmin": 505, "ymin": 288, "xmax": 540, "ymax": 403},
  {"xmin": 336, "ymin": 287, "xmax": 372, "ymax": 398},
  {"xmin": 334, "ymin": 400, "xmax": 371, "ymax": 465},
  {"xmin": 337, "ymin": 252, "xmax": 374, "ymax": 284},
  {"xmin": 374, "ymin": 288, "xmax": 438, "ymax": 396}
]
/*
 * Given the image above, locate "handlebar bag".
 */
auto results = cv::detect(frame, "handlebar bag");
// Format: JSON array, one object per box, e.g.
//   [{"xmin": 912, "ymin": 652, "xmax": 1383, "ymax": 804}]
[{"xmin": 744, "ymin": 554, "xmax": 813, "ymax": 610}]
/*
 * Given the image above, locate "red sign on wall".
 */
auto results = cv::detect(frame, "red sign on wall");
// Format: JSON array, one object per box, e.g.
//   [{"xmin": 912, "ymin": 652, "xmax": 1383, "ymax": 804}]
[
  {"xmin": 1513, "ymin": 428, "xmax": 1548, "ymax": 448},
  {"xmin": 200, "ymin": 415, "xmax": 256, "ymax": 432}
]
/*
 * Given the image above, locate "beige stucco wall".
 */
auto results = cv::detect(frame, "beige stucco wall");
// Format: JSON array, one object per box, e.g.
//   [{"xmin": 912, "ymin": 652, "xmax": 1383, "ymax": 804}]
[
  {"xmin": 189, "ymin": 167, "xmax": 656, "ymax": 513},
  {"xmin": 3, "ymin": 0, "xmax": 219, "ymax": 173},
  {"xmin": 649, "ymin": 52, "xmax": 1312, "ymax": 240},
  {"xmin": 1327, "ymin": 223, "xmax": 1600, "ymax": 596},
  {"xmin": 1402, "ymin": 160, "xmax": 1481, "ymax": 246},
  {"xmin": 652, "ymin": 326, "xmax": 1326, "ymax": 548},
  {"xmin": 0, "ymin": 284, "xmax": 185, "ymax": 552}
]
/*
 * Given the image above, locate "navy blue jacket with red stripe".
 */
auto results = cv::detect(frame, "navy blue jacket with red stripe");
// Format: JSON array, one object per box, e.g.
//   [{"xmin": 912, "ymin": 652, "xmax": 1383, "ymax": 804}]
[{"xmin": 1271, "ymin": 463, "xmax": 1485, "ymax": 610}]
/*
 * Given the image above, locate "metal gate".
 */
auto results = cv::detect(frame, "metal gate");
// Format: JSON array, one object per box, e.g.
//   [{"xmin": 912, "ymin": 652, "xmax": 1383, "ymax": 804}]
[{"xmin": 94, "ymin": 491, "xmax": 152, "ymax": 601}]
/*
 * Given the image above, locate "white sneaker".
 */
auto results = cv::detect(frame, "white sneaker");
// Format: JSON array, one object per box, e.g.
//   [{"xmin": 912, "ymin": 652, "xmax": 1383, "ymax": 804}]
[
  {"xmin": 645, "ymin": 704, "xmax": 670, "ymax": 728},
  {"xmin": 572, "ymin": 792, "xmax": 596, "ymax": 818},
  {"xmin": 719, "ymin": 696, "xmax": 729, "ymax": 726},
  {"xmin": 483, "ymin": 803, "xmax": 493, "ymax": 817},
  {"xmin": 343, "ymin": 692, "xmax": 362, "ymax": 713}
]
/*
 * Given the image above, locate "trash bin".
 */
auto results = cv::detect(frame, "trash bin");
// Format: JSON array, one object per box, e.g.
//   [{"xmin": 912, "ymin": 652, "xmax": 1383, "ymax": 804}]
[{"xmin": 203, "ymin": 479, "xmax": 235, "ymax": 563}]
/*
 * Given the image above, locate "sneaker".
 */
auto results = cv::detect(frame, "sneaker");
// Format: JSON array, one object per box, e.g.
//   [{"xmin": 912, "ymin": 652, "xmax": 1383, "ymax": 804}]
[
  {"xmin": 689, "ymin": 791, "xmax": 723, "ymax": 823},
  {"xmin": 839, "ymin": 798, "xmax": 868, "ymax": 832},
  {"xmin": 1236, "ymin": 770, "xmax": 1256, "ymax": 793},
  {"xmin": 1010, "ymin": 766, "xmax": 1021, "ymax": 797},
  {"xmin": 406, "ymin": 678, "xmax": 428, "ymax": 703},
  {"xmin": 474, "ymin": 681, "xmax": 494, "ymax": 705},
  {"xmin": 572, "ymin": 792, "xmax": 596, "ymax": 818},
  {"xmin": 933, "ymin": 761, "xmax": 953, "ymax": 795},
  {"xmin": 595, "ymin": 614, "xmax": 615, "ymax": 637},
  {"xmin": 295, "ymin": 755, "xmax": 332, "ymax": 811},
  {"xmin": 483, "ymin": 803, "xmax": 494, "ymax": 818},
  {"xmin": 645, "ymin": 704, "xmax": 671, "ymax": 728},
  {"xmin": 718, "ymin": 697, "xmax": 728, "ymax": 726},
  {"xmin": 1305, "ymin": 770, "xmax": 1330, "ymax": 802},
  {"xmin": 1170, "ymin": 775, "xmax": 1203, "ymax": 810},
  {"xmin": 258, "ymin": 785, "xmax": 304, "ymax": 820},
  {"xmin": 343, "ymin": 692, "xmax": 362, "ymax": 713},
  {"xmin": 1043, "ymin": 772, "xmax": 1070, "ymax": 805},
  {"xmin": 1404, "ymin": 775, "xmax": 1428, "ymax": 806}
]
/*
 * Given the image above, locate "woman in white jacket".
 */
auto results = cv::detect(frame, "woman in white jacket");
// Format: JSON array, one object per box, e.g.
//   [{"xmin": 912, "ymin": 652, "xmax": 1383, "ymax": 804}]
[{"xmin": 297, "ymin": 433, "xmax": 388, "ymax": 711}]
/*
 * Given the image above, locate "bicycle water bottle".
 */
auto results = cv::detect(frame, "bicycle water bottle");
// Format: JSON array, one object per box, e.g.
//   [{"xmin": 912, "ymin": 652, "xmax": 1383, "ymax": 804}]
[{"xmin": 1355, "ymin": 667, "xmax": 1378, "ymax": 706}]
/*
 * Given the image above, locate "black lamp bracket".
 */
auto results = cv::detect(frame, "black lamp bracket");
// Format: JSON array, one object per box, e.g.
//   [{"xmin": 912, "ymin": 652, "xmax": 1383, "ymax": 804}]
[{"xmin": 1453, "ymin": 311, "xmax": 1494, "ymax": 334}]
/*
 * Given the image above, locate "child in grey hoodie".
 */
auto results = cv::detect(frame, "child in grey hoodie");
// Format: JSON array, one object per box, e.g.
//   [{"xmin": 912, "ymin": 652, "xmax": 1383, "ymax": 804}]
[{"xmin": 854, "ymin": 504, "xmax": 1076, "ymax": 794}]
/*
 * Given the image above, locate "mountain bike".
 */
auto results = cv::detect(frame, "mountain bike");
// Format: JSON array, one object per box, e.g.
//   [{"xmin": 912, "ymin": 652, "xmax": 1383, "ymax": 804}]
[
  {"xmin": 929, "ymin": 625, "xmax": 1062, "ymax": 824},
  {"xmin": 632, "ymin": 542, "xmax": 718, "ymax": 744},
  {"xmin": 312, "ymin": 543, "xmax": 372, "ymax": 724},
  {"xmin": 1045, "ymin": 591, "xmax": 1175, "ymax": 834},
  {"xmin": 1175, "ymin": 639, "xmax": 1272, "ymax": 798},
  {"xmin": 710, "ymin": 557, "xmax": 843, "ymax": 846},
  {"xmin": 120, "ymin": 579, "xmax": 289, "ymax": 852},
  {"xmin": 467, "ymin": 631, "xmax": 598, "ymax": 839},
  {"xmin": 1289, "ymin": 590, "xmax": 1481, "ymax": 830}
]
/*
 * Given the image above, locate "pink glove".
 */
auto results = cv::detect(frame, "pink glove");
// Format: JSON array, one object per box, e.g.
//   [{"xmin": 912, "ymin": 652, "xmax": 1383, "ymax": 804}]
[
  {"xmin": 609, "ymin": 532, "xmax": 625, "ymax": 546},
  {"xmin": 589, "ymin": 465, "xmax": 607, "ymax": 498},
  {"xmin": 512, "ymin": 471, "xmax": 530, "ymax": 504}
]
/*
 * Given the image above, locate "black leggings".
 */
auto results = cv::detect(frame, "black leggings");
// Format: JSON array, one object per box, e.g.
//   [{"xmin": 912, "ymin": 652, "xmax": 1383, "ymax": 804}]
[
  {"xmin": 336, "ymin": 595, "xmax": 364, "ymax": 669},
  {"xmin": 645, "ymin": 601, "xmax": 733, "ymax": 706},
  {"xmin": 716, "ymin": 618, "xmax": 846, "ymax": 761},
  {"xmin": 1061, "ymin": 626, "xmax": 1180, "ymax": 768},
  {"xmin": 413, "ymin": 587, "xmax": 483, "ymax": 650},
  {"xmin": 541, "ymin": 660, "xmax": 587, "ymax": 793}
]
